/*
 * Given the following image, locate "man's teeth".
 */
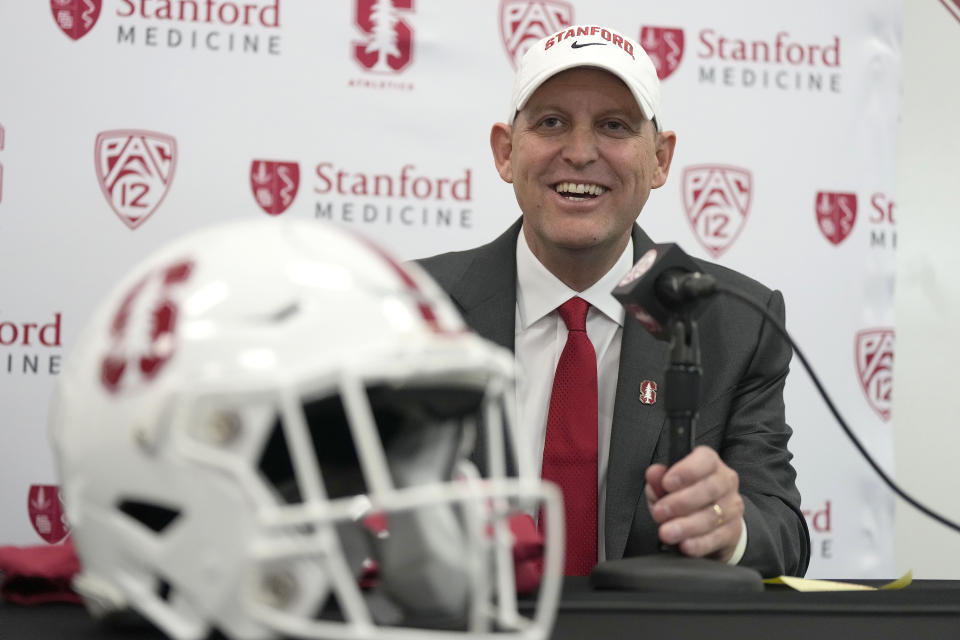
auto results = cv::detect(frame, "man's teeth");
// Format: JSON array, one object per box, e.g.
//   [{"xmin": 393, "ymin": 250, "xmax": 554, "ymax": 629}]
[{"xmin": 555, "ymin": 182, "xmax": 606, "ymax": 198}]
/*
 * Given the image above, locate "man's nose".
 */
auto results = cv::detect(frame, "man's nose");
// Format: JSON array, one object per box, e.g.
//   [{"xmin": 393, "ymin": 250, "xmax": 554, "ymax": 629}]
[{"xmin": 561, "ymin": 125, "xmax": 599, "ymax": 167}]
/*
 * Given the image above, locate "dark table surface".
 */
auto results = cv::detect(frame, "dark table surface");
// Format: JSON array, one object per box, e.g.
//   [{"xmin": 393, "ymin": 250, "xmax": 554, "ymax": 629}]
[{"xmin": 2, "ymin": 577, "xmax": 959, "ymax": 639}]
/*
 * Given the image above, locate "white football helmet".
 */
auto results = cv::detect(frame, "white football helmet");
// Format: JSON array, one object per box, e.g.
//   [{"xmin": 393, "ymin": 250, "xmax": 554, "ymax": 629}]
[{"xmin": 51, "ymin": 219, "xmax": 562, "ymax": 640}]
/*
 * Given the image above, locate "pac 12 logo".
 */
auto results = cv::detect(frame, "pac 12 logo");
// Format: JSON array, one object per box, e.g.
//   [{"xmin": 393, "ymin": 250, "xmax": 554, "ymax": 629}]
[
  {"xmin": 28, "ymin": 484, "xmax": 70, "ymax": 544},
  {"xmin": 251, "ymin": 160, "xmax": 300, "ymax": 215},
  {"xmin": 353, "ymin": 0, "xmax": 414, "ymax": 73},
  {"xmin": 855, "ymin": 328, "xmax": 894, "ymax": 422},
  {"xmin": 95, "ymin": 130, "xmax": 177, "ymax": 230},
  {"xmin": 640, "ymin": 26, "xmax": 684, "ymax": 80},
  {"xmin": 815, "ymin": 191, "xmax": 857, "ymax": 245},
  {"xmin": 681, "ymin": 165, "xmax": 752, "ymax": 259},
  {"xmin": 51, "ymin": 0, "xmax": 102, "ymax": 41},
  {"xmin": 499, "ymin": 0, "xmax": 573, "ymax": 69}
]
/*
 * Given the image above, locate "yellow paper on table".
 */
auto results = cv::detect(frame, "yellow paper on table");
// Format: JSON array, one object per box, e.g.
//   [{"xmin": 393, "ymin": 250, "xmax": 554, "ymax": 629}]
[{"xmin": 764, "ymin": 570, "xmax": 912, "ymax": 592}]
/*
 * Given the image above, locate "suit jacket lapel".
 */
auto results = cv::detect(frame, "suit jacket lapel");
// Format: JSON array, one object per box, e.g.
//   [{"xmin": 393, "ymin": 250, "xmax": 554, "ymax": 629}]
[
  {"xmin": 604, "ymin": 226, "xmax": 670, "ymax": 560},
  {"xmin": 445, "ymin": 218, "xmax": 522, "ymax": 353},
  {"xmin": 436, "ymin": 220, "xmax": 521, "ymax": 476}
]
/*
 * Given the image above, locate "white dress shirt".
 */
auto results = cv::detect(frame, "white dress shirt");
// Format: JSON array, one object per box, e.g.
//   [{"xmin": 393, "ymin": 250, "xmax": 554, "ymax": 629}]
[
  {"xmin": 513, "ymin": 227, "xmax": 747, "ymax": 564},
  {"xmin": 514, "ymin": 229, "xmax": 631, "ymax": 562}
]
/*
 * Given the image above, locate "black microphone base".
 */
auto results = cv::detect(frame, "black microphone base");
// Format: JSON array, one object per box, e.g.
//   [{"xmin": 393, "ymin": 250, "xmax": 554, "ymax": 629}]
[{"xmin": 589, "ymin": 554, "xmax": 764, "ymax": 592}]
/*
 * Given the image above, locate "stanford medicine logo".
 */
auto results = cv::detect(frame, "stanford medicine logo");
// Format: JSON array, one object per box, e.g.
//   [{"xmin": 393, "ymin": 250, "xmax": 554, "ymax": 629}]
[
  {"xmin": 681, "ymin": 165, "xmax": 752, "ymax": 259},
  {"xmin": 2, "ymin": 311, "xmax": 63, "ymax": 376},
  {"xmin": 815, "ymin": 191, "xmax": 857, "ymax": 245},
  {"xmin": 354, "ymin": 0, "xmax": 414, "ymax": 73},
  {"xmin": 51, "ymin": 0, "xmax": 102, "ymax": 41},
  {"xmin": 251, "ymin": 160, "xmax": 300, "ymax": 215},
  {"xmin": 95, "ymin": 130, "xmax": 177, "ymax": 230},
  {"xmin": 314, "ymin": 161, "xmax": 475, "ymax": 230},
  {"xmin": 855, "ymin": 328, "xmax": 894, "ymax": 422},
  {"xmin": 640, "ymin": 27, "xmax": 684, "ymax": 80},
  {"xmin": 28, "ymin": 484, "xmax": 70, "ymax": 544},
  {"xmin": 697, "ymin": 29, "xmax": 842, "ymax": 93},
  {"xmin": 101, "ymin": 260, "xmax": 194, "ymax": 394},
  {"xmin": 500, "ymin": 0, "xmax": 573, "ymax": 69}
]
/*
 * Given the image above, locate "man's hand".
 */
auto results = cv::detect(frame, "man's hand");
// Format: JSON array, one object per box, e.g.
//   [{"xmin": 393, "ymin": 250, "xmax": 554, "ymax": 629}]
[{"xmin": 644, "ymin": 446, "xmax": 744, "ymax": 562}]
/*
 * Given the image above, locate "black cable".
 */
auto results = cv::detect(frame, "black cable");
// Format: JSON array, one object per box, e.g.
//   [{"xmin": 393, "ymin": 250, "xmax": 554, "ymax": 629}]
[{"xmin": 714, "ymin": 282, "xmax": 960, "ymax": 535}]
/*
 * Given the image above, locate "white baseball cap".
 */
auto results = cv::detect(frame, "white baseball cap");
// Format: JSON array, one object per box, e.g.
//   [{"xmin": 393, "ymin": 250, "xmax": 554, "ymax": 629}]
[{"xmin": 508, "ymin": 24, "xmax": 663, "ymax": 131}]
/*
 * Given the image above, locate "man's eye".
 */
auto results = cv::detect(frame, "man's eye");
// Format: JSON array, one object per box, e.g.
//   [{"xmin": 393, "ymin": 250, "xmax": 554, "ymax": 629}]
[
  {"xmin": 602, "ymin": 120, "xmax": 627, "ymax": 132},
  {"xmin": 538, "ymin": 117, "xmax": 563, "ymax": 129}
]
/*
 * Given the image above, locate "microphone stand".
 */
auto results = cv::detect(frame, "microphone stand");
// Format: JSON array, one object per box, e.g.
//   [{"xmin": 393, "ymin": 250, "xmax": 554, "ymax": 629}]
[{"xmin": 589, "ymin": 312, "xmax": 764, "ymax": 592}]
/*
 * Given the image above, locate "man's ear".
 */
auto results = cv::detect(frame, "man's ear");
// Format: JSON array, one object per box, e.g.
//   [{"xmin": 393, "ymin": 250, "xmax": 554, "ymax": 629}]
[
  {"xmin": 651, "ymin": 130, "xmax": 677, "ymax": 189},
  {"xmin": 490, "ymin": 122, "xmax": 514, "ymax": 183}
]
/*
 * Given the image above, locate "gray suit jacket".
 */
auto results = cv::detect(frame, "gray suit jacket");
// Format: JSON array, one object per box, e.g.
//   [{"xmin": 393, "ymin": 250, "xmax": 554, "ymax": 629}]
[{"xmin": 416, "ymin": 219, "xmax": 810, "ymax": 577}]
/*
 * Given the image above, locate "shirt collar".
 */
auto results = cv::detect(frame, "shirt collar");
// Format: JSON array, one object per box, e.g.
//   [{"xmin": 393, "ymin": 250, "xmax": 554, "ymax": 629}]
[{"xmin": 516, "ymin": 227, "xmax": 633, "ymax": 329}]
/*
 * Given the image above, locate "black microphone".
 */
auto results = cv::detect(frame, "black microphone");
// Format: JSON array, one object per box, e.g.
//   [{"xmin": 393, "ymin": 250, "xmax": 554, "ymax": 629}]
[
  {"xmin": 611, "ymin": 243, "xmax": 717, "ymax": 339},
  {"xmin": 593, "ymin": 243, "xmax": 765, "ymax": 592}
]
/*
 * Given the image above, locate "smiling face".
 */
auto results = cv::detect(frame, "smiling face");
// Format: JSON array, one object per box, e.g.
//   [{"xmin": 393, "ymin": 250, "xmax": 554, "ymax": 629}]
[{"xmin": 491, "ymin": 67, "xmax": 676, "ymax": 288}]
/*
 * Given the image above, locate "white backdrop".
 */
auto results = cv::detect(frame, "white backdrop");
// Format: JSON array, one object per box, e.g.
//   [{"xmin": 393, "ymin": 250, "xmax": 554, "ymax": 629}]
[
  {"xmin": 892, "ymin": 0, "xmax": 960, "ymax": 579},
  {"xmin": 0, "ymin": 0, "xmax": 903, "ymax": 578}
]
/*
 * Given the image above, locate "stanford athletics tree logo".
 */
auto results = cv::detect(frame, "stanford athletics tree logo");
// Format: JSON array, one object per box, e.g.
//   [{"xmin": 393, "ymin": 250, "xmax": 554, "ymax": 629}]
[
  {"xmin": 681, "ymin": 165, "xmax": 752, "ymax": 259},
  {"xmin": 251, "ymin": 160, "xmax": 300, "ymax": 215},
  {"xmin": 640, "ymin": 27, "xmax": 684, "ymax": 80},
  {"xmin": 101, "ymin": 259, "xmax": 194, "ymax": 394},
  {"xmin": 855, "ymin": 328, "xmax": 894, "ymax": 422},
  {"xmin": 815, "ymin": 191, "xmax": 857, "ymax": 245},
  {"xmin": 354, "ymin": 0, "xmax": 414, "ymax": 73},
  {"xmin": 639, "ymin": 380, "xmax": 658, "ymax": 405},
  {"xmin": 499, "ymin": 0, "xmax": 573, "ymax": 69},
  {"xmin": 28, "ymin": 484, "xmax": 70, "ymax": 544},
  {"xmin": 95, "ymin": 130, "xmax": 177, "ymax": 230},
  {"xmin": 51, "ymin": 0, "xmax": 102, "ymax": 41}
]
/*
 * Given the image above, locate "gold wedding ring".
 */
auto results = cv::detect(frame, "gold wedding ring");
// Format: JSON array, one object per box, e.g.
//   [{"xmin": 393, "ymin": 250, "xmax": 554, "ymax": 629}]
[{"xmin": 713, "ymin": 503, "xmax": 725, "ymax": 526}]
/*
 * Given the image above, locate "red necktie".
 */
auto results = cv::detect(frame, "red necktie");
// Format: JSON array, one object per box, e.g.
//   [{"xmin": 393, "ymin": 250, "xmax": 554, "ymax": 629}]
[{"xmin": 541, "ymin": 296, "xmax": 598, "ymax": 576}]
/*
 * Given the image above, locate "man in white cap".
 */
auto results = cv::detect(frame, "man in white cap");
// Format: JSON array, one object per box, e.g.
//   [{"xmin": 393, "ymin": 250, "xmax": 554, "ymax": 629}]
[{"xmin": 418, "ymin": 24, "xmax": 809, "ymax": 578}]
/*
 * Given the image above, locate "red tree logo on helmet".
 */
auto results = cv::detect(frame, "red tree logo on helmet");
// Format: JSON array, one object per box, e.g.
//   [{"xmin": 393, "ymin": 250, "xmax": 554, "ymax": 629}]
[
  {"xmin": 815, "ymin": 191, "xmax": 858, "ymax": 245},
  {"xmin": 50, "ymin": 0, "xmax": 102, "ymax": 40},
  {"xmin": 95, "ymin": 130, "xmax": 177, "ymax": 230},
  {"xmin": 681, "ymin": 165, "xmax": 752, "ymax": 259},
  {"xmin": 353, "ymin": 0, "xmax": 414, "ymax": 73},
  {"xmin": 250, "ymin": 160, "xmax": 300, "ymax": 215},
  {"xmin": 101, "ymin": 260, "xmax": 194, "ymax": 393},
  {"xmin": 855, "ymin": 328, "xmax": 894, "ymax": 422},
  {"xmin": 28, "ymin": 485, "xmax": 70, "ymax": 544},
  {"xmin": 640, "ymin": 27, "xmax": 685, "ymax": 80},
  {"xmin": 499, "ymin": 0, "xmax": 573, "ymax": 69}
]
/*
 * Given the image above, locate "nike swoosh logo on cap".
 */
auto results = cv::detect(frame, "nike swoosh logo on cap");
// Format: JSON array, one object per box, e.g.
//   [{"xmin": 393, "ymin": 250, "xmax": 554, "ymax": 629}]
[{"xmin": 570, "ymin": 41, "xmax": 606, "ymax": 49}]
